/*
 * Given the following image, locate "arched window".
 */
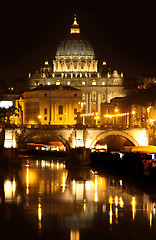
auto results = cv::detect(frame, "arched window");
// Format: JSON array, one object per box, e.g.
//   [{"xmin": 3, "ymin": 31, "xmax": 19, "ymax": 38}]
[{"xmin": 59, "ymin": 105, "xmax": 63, "ymax": 114}]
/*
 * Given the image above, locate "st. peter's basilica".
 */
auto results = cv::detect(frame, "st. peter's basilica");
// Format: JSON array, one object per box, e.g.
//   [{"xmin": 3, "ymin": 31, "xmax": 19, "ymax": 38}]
[{"xmin": 28, "ymin": 16, "xmax": 125, "ymax": 115}]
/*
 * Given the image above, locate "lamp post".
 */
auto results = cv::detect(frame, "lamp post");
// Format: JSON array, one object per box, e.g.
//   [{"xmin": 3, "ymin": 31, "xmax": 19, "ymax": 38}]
[{"xmin": 38, "ymin": 115, "xmax": 42, "ymax": 125}]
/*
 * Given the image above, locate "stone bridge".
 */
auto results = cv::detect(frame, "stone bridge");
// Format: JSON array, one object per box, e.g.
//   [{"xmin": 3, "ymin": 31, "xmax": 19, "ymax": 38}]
[{"xmin": 2, "ymin": 126, "xmax": 149, "ymax": 151}]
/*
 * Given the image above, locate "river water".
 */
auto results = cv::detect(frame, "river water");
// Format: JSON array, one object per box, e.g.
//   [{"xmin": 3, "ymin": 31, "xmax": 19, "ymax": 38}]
[{"xmin": 0, "ymin": 156, "xmax": 156, "ymax": 240}]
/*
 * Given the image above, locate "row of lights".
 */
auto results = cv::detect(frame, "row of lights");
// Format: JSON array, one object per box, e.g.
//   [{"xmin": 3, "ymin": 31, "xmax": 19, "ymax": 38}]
[
  {"xmin": 104, "ymin": 113, "xmax": 130, "ymax": 118},
  {"xmin": 81, "ymin": 112, "xmax": 98, "ymax": 117},
  {"xmin": 81, "ymin": 112, "xmax": 129, "ymax": 118}
]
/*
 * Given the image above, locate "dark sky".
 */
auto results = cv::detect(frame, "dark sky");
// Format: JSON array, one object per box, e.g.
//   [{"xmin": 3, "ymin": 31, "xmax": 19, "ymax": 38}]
[{"xmin": 0, "ymin": 1, "xmax": 156, "ymax": 83}]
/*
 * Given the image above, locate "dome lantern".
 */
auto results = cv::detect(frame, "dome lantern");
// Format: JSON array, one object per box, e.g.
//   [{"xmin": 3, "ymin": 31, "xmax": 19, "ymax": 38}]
[{"xmin": 70, "ymin": 14, "xmax": 80, "ymax": 34}]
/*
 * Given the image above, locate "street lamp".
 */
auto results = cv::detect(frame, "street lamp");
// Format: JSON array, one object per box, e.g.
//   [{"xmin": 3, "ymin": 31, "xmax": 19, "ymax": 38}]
[
  {"xmin": 94, "ymin": 113, "xmax": 100, "ymax": 126},
  {"xmin": 38, "ymin": 115, "xmax": 42, "ymax": 124}
]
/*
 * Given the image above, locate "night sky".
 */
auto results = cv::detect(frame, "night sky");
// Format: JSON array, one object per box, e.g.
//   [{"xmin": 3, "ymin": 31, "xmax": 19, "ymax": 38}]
[{"xmin": 0, "ymin": 1, "xmax": 156, "ymax": 83}]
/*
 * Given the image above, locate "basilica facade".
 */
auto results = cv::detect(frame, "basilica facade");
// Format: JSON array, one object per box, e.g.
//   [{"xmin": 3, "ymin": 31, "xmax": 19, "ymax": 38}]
[{"xmin": 28, "ymin": 16, "xmax": 125, "ymax": 115}]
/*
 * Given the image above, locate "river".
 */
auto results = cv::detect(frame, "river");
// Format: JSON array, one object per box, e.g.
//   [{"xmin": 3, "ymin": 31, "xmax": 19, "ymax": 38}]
[{"xmin": 0, "ymin": 156, "xmax": 156, "ymax": 240}]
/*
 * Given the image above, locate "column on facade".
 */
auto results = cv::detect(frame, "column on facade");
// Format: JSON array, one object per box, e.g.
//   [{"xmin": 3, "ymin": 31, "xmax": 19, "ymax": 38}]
[
  {"xmin": 67, "ymin": 103, "xmax": 70, "ymax": 121},
  {"xmin": 70, "ymin": 61, "xmax": 73, "ymax": 72},
  {"xmin": 86, "ymin": 60, "xmax": 89, "ymax": 72},
  {"xmin": 58, "ymin": 61, "xmax": 61, "ymax": 72},
  {"xmin": 95, "ymin": 61, "xmax": 97, "ymax": 72},
  {"xmin": 63, "ymin": 61, "xmax": 65, "ymax": 72},
  {"xmin": 53, "ymin": 104, "xmax": 56, "ymax": 122},
  {"xmin": 91, "ymin": 60, "xmax": 94, "ymax": 72},
  {"xmin": 50, "ymin": 103, "xmax": 52, "ymax": 122},
  {"xmin": 97, "ymin": 92, "xmax": 101, "ymax": 115},
  {"xmin": 77, "ymin": 61, "xmax": 81, "ymax": 72},
  {"xmin": 53, "ymin": 61, "xmax": 56, "ymax": 72},
  {"xmin": 85, "ymin": 93, "xmax": 88, "ymax": 113},
  {"xmin": 88, "ymin": 93, "xmax": 92, "ymax": 113}
]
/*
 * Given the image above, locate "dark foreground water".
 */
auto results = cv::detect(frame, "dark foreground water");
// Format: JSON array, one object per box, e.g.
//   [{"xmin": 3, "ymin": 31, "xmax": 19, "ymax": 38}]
[{"xmin": 0, "ymin": 157, "xmax": 156, "ymax": 240}]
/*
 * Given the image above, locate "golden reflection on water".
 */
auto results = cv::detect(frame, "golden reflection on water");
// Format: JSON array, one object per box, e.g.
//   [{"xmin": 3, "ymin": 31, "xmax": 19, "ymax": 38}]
[{"xmin": 3, "ymin": 158, "xmax": 155, "ymax": 239}]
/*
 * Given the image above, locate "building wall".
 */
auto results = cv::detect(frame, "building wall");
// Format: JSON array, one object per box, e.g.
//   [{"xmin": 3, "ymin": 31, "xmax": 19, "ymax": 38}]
[
  {"xmin": 21, "ymin": 87, "xmax": 82, "ymax": 125},
  {"xmin": 28, "ymin": 70, "xmax": 125, "ymax": 115}
]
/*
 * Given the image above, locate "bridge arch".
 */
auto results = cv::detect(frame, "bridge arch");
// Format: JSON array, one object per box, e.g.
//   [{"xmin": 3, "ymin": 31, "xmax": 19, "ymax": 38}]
[
  {"xmin": 90, "ymin": 130, "xmax": 139, "ymax": 149},
  {"xmin": 23, "ymin": 130, "xmax": 71, "ymax": 152}
]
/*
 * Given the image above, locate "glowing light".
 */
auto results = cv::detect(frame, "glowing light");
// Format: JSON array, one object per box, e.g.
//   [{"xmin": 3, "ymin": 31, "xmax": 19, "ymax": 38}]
[
  {"xmin": 4, "ymin": 130, "xmax": 17, "ymax": 148},
  {"xmin": 137, "ymin": 130, "xmax": 148, "ymax": 146},
  {"xmin": 85, "ymin": 180, "xmax": 91, "ymax": 190},
  {"xmin": 115, "ymin": 207, "xmax": 118, "ymax": 224},
  {"xmin": 132, "ymin": 196, "xmax": 136, "ymax": 220},
  {"xmin": 150, "ymin": 212, "xmax": 152, "ymax": 228},
  {"xmin": 119, "ymin": 180, "xmax": 122, "ymax": 186},
  {"xmin": 92, "ymin": 81, "xmax": 96, "ymax": 85},
  {"xmin": 119, "ymin": 197, "xmax": 124, "ymax": 208},
  {"xmin": 12, "ymin": 177, "xmax": 16, "ymax": 194},
  {"xmin": 83, "ymin": 199, "xmax": 86, "ymax": 212},
  {"xmin": 62, "ymin": 172, "xmax": 66, "ymax": 192},
  {"xmin": 0, "ymin": 101, "xmax": 13, "ymax": 108},
  {"xmin": 4, "ymin": 178, "xmax": 16, "ymax": 202},
  {"xmin": 73, "ymin": 179, "xmax": 76, "ymax": 195},
  {"xmin": 26, "ymin": 164, "xmax": 29, "ymax": 195},
  {"xmin": 115, "ymin": 196, "xmax": 118, "ymax": 206},
  {"xmin": 104, "ymin": 112, "xmax": 129, "ymax": 118},
  {"xmin": 70, "ymin": 229, "xmax": 80, "ymax": 240},
  {"xmin": 4, "ymin": 180, "xmax": 12, "ymax": 200},
  {"xmin": 41, "ymin": 160, "xmax": 45, "ymax": 168},
  {"xmin": 109, "ymin": 204, "xmax": 113, "ymax": 225},
  {"xmin": 114, "ymin": 108, "xmax": 119, "ymax": 113},
  {"xmin": 94, "ymin": 175, "xmax": 98, "ymax": 202},
  {"xmin": 109, "ymin": 196, "xmax": 113, "ymax": 205},
  {"xmin": 38, "ymin": 203, "xmax": 42, "ymax": 221}
]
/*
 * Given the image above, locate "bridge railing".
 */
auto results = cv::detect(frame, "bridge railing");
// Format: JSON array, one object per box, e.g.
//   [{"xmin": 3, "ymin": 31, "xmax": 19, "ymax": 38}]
[{"xmin": 1, "ymin": 123, "xmax": 147, "ymax": 131}]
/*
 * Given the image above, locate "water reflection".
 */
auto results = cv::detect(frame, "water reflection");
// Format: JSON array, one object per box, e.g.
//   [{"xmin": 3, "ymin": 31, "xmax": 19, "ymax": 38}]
[{"xmin": 0, "ymin": 158, "xmax": 156, "ymax": 239}]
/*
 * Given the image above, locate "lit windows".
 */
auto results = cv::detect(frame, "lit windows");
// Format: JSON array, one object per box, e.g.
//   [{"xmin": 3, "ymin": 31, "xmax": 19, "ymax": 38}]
[
  {"xmin": 56, "ymin": 81, "xmax": 60, "ymax": 85},
  {"xmin": 92, "ymin": 81, "xmax": 96, "ymax": 85}
]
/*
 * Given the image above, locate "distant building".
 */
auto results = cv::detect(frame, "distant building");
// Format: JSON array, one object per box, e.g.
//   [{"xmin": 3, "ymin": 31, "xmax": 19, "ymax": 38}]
[
  {"xmin": 18, "ymin": 85, "xmax": 82, "ymax": 125},
  {"xmin": 28, "ymin": 16, "xmax": 126, "ymax": 115},
  {"xmin": 138, "ymin": 74, "xmax": 156, "ymax": 89}
]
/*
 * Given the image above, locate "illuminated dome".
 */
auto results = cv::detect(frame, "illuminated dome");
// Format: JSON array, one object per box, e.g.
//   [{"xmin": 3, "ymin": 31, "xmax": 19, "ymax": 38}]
[
  {"xmin": 56, "ymin": 16, "xmax": 95, "ymax": 60},
  {"xmin": 53, "ymin": 16, "xmax": 98, "ymax": 73}
]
